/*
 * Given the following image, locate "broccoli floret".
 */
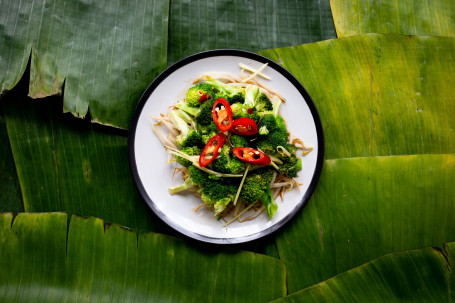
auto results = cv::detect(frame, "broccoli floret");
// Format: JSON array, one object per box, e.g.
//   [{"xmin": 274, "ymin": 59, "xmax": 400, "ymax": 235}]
[
  {"xmin": 256, "ymin": 93, "xmax": 273, "ymax": 112},
  {"xmin": 206, "ymin": 78, "xmax": 245, "ymax": 105},
  {"xmin": 169, "ymin": 110, "xmax": 202, "ymax": 147},
  {"xmin": 256, "ymin": 131, "xmax": 288, "ymax": 154},
  {"xmin": 176, "ymin": 146, "xmax": 201, "ymax": 167},
  {"xmin": 286, "ymin": 144, "xmax": 298, "ymax": 154},
  {"xmin": 257, "ymin": 115, "xmax": 288, "ymax": 152},
  {"xmin": 188, "ymin": 165, "xmax": 209, "ymax": 185},
  {"xmin": 230, "ymin": 102, "xmax": 243, "ymax": 117},
  {"xmin": 230, "ymin": 134, "xmax": 249, "ymax": 148},
  {"xmin": 240, "ymin": 167, "xmax": 275, "ymax": 204},
  {"xmin": 233, "ymin": 109, "xmax": 261, "ymax": 124},
  {"xmin": 189, "ymin": 165, "xmax": 238, "ymax": 215},
  {"xmin": 278, "ymin": 155, "xmax": 302, "ymax": 178},
  {"xmin": 258, "ymin": 126, "xmax": 269, "ymax": 135},
  {"xmin": 185, "ymin": 83, "xmax": 215, "ymax": 107},
  {"xmin": 168, "ymin": 177, "xmax": 195, "ymax": 195},
  {"xmin": 230, "ymin": 101, "xmax": 261, "ymax": 124},
  {"xmin": 195, "ymin": 98, "xmax": 216, "ymax": 126},
  {"xmin": 196, "ymin": 122, "xmax": 218, "ymax": 144},
  {"xmin": 257, "ymin": 114, "xmax": 277, "ymax": 136},
  {"xmin": 201, "ymin": 181, "xmax": 237, "ymax": 205},
  {"xmin": 212, "ymin": 145, "xmax": 246, "ymax": 174}
]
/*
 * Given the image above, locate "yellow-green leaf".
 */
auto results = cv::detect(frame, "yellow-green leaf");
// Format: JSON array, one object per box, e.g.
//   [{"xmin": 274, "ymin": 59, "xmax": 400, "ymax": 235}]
[
  {"xmin": 260, "ymin": 34, "xmax": 455, "ymax": 159},
  {"xmin": 331, "ymin": 0, "xmax": 455, "ymax": 38}
]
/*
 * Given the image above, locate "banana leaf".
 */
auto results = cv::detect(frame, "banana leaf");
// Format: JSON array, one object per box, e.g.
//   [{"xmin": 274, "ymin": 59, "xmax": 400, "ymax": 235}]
[
  {"xmin": 447, "ymin": 242, "xmax": 455, "ymax": 302},
  {"xmin": 167, "ymin": 0, "xmax": 336, "ymax": 64},
  {"xmin": 259, "ymin": 34, "xmax": 455, "ymax": 159},
  {"xmin": 0, "ymin": 212, "xmax": 286, "ymax": 302},
  {"xmin": 2, "ymin": 89, "xmax": 163, "ymax": 233},
  {"xmin": 0, "ymin": 0, "xmax": 169, "ymax": 129},
  {"xmin": 331, "ymin": 0, "xmax": 455, "ymax": 38},
  {"xmin": 270, "ymin": 245, "xmax": 452, "ymax": 302},
  {"xmin": 272, "ymin": 154, "xmax": 455, "ymax": 293},
  {"xmin": 0, "ymin": 106, "xmax": 22, "ymax": 213}
]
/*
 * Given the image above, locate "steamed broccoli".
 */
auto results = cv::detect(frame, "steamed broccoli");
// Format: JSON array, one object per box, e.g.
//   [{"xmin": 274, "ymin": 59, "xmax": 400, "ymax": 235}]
[
  {"xmin": 230, "ymin": 134, "xmax": 249, "ymax": 148},
  {"xmin": 196, "ymin": 121, "xmax": 219, "ymax": 144},
  {"xmin": 169, "ymin": 110, "xmax": 202, "ymax": 147},
  {"xmin": 278, "ymin": 155, "xmax": 302, "ymax": 178},
  {"xmin": 257, "ymin": 114, "xmax": 277, "ymax": 135},
  {"xmin": 256, "ymin": 131, "xmax": 288, "ymax": 154},
  {"xmin": 205, "ymin": 78, "xmax": 245, "ymax": 104},
  {"xmin": 240, "ymin": 167, "xmax": 275, "ymax": 204},
  {"xmin": 195, "ymin": 98, "xmax": 216, "ymax": 126},
  {"xmin": 176, "ymin": 146, "xmax": 201, "ymax": 167},
  {"xmin": 185, "ymin": 83, "xmax": 215, "ymax": 107},
  {"xmin": 256, "ymin": 114, "xmax": 288, "ymax": 152},
  {"xmin": 176, "ymin": 100, "xmax": 199, "ymax": 116},
  {"xmin": 230, "ymin": 102, "xmax": 243, "ymax": 117},
  {"xmin": 189, "ymin": 166, "xmax": 239, "ymax": 215},
  {"xmin": 260, "ymin": 186, "xmax": 278, "ymax": 219},
  {"xmin": 243, "ymin": 84, "xmax": 260, "ymax": 109},
  {"xmin": 212, "ymin": 145, "xmax": 246, "ymax": 174},
  {"xmin": 168, "ymin": 177, "xmax": 195, "ymax": 195},
  {"xmin": 256, "ymin": 93, "xmax": 273, "ymax": 112}
]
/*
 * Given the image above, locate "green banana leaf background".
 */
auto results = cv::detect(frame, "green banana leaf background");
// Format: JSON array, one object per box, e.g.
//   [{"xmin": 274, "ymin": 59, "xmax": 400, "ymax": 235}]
[{"xmin": 1, "ymin": 0, "xmax": 454, "ymax": 301}]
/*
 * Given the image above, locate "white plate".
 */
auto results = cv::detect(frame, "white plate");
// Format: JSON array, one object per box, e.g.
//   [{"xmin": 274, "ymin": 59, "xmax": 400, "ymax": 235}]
[{"xmin": 128, "ymin": 50, "xmax": 324, "ymax": 244}]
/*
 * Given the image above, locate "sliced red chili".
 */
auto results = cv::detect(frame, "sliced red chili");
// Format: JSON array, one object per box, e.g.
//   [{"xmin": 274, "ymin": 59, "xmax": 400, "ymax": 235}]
[
  {"xmin": 212, "ymin": 98, "xmax": 233, "ymax": 132},
  {"xmin": 199, "ymin": 133, "xmax": 226, "ymax": 167},
  {"xmin": 233, "ymin": 147, "xmax": 271, "ymax": 166},
  {"xmin": 230, "ymin": 117, "xmax": 258, "ymax": 136},
  {"xmin": 198, "ymin": 91, "xmax": 209, "ymax": 102}
]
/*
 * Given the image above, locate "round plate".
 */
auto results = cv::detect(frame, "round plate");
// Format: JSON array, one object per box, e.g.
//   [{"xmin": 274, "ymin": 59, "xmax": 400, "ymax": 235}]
[{"xmin": 128, "ymin": 49, "xmax": 324, "ymax": 244}]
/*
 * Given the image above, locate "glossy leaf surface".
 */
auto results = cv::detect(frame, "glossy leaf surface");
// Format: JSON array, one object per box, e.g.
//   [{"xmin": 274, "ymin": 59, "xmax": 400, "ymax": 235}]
[
  {"xmin": 331, "ymin": 0, "xmax": 455, "ymax": 38},
  {"xmin": 272, "ymin": 154, "xmax": 455, "ymax": 292},
  {"xmin": 271, "ymin": 246, "xmax": 451, "ymax": 302},
  {"xmin": 260, "ymin": 34, "xmax": 455, "ymax": 159},
  {"xmin": 167, "ymin": 0, "xmax": 336, "ymax": 64},
  {"xmin": 0, "ymin": 212, "xmax": 286, "ymax": 302},
  {"xmin": 0, "ymin": 0, "xmax": 169, "ymax": 128}
]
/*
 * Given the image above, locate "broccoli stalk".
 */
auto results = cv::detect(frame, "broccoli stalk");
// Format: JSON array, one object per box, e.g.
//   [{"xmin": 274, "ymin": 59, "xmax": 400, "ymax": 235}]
[
  {"xmin": 261, "ymin": 186, "xmax": 278, "ymax": 219},
  {"xmin": 271, "ymin": 95, "xmax": 282, "ymax": 116},
  {"xmin": 169, "ymin": 110, "xmax": 202, "ymax": 147},
  {"xmin": 168, "ymin": 177, "xmax": 195, "ymax": 195},
  {"xmin": 176, "ymin": 100, "xmax": 199, "ymax": 117},
  {"xmin": 243, "ymin": 84, "xmax": 260, "ymax": 109}
]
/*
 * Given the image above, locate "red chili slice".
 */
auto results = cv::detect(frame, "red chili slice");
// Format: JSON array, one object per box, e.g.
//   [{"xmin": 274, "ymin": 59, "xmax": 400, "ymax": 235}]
[
  {"xmin": 198, "ymin": 91, "xmax": 209, "ymax": 102},
  {"xmin": 212, "ymin": 98, "xmax": 233, "ymax": 132},
  {"xmin": 199, "ymin": 133, "xmax": 226, "ymax": 167},
  {"xmin": 233, "ymin": 147, "xmax": 271, "ymax": 165},
  {"xmin": 230, "ymin": 117, "xmax": 258, "ymax": 136}
]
